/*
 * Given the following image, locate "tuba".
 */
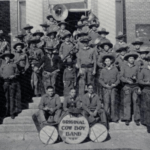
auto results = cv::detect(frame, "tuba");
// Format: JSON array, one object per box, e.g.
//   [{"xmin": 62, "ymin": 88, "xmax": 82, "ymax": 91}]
[{"xmin": 51, "ymin": 4, "xmax": 68, "ymax": 21}]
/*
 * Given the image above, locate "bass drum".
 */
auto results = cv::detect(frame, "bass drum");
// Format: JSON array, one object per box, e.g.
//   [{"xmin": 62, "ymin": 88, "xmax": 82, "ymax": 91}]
[
  {"xmin": 89, "ymin": 123, "xmax": 108, "ymax": 142},
  {"xmin": 58, "ymin": 114, "xmax": 89, "ymax": 144},
  {"xmin": 39, "ymin": 125, "xmax": 58, "ymax": 145}
]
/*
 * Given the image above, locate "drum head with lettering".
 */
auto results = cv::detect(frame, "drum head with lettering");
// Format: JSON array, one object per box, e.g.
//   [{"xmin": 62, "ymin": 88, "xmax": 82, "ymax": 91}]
[
  {"xmin": 39, "ymin": 126, "xmax": 58, "ymax": 144},
  {"xmin": 89, "ymin": 123, "xmax": 108, "ymax": 142},
  {"xmin": 59, "ymin": 115, "xmax": 89, "ymax": 144}
]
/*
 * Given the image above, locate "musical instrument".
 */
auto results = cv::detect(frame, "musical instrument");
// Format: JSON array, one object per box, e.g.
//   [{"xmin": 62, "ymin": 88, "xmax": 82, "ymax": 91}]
[
  {"xmin": 59, "ymin": 114, "xmax": 89, "ymax": 144},
  {"xmin": 39, "ymin": 125, "xmax": 58, "ymax": 145},
  {"xmin": 89, "ymin": 123, "xmax": 108, "ymax": 143}
]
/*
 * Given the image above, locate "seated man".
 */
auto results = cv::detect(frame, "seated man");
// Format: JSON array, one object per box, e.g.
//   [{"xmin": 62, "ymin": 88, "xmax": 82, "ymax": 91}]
[
  {"xmin": 82, "ymin": 84, "xmax": 108, "ymax": 128},
  {"xmin": 63, "ymin": 88, "xmax": 82, "ymax": 116},
  {"xmin": 34, "ymin": 86, "xmax": 62, "ymax": 127}
]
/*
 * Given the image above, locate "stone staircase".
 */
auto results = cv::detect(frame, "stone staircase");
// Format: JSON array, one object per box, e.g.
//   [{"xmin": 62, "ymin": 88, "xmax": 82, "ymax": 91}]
[{"xmin": 0, "ymin": 97, "xmax": 147, "ymax": 141}]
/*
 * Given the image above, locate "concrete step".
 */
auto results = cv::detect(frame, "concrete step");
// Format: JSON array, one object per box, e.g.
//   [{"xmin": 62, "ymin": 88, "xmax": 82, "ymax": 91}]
[
  {"xmin": 3, "ymin": 116, "xmax": 34, "ymax": 124},
  {"xmin": 18, "ymin": 109, "xmax": 38, "ymax": 117},
  {"xmin": 0, "ymin": 124, "xmax": 37, "ymax": 132}
]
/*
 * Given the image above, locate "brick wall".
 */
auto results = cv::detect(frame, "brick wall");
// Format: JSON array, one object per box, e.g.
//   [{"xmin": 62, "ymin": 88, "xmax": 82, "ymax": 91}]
[{"xmin": 125, "ymin": 0, "xmax": 150, "ymax": 45}]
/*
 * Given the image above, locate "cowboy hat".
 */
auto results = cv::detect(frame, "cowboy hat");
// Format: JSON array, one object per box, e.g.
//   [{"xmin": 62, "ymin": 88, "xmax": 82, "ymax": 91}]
[
  {"xmin": 40, "ymin": 22, "xmax": 49, "ymax": 28},
  {"xmin": 100, "ymin": 39, "xmax": 113, "ymax": 49},
  {"xmin": 61, "ymin": 31, "xmax": 71, "ymax": 39},
  {"xmin": 28, "ymin": 38, "xmax": 41, "ymax": 45},
  {"xmin": 46, "ymin": 30, "xmax": 57, "ymax": 36},
  {"xmin": 75, "ymin": 21, "xmax": 85, "ymax": 28},
  {"xmin": 89, "ymin": 23, "xmax": 98, "ymax": 29},
  {"xmin": 132, "ymin": 38, "xmax": 144, "ymax": 45},
  {"xmin": 44, "ymin": 46, "xmax": 57, "ymax": 51},
  {"xmin": 13, "ymin": 42, "xmax": 24, "ymax": 50},
  {"xmin": 102, "ymin": 54, "xmax": 115, "ymax": 64},
  {"xmin": 116, "ymin": 31, "xmax": 126, "ymax": 39},
  {"xmin": 23, "ymin": 24, "xmax": 33, "ymax": 30},
  {"xmin": 47, "ymin": 14, "xmax": 54, "ymax": 20},
  {"xmin": 1, "ymin": 51, "xmax": 14, "ymax": 59},
  {"xmin": 116, "ymin": 44, "xmax": 129, "ymax": 53},
  {"xmin": 80, "ymin": 36, "xmax": 91, "ymax": 43},
  {"xmin": 80, "ymin": 15, "xmax": 88, "ymax": 21},
  {"xmin": 76, "ymin": 32, "xmax": 88, "ymax": 37},
  {"xmin": 136, "ymin": 46, "xmax": 150, "ymax": 54},
  {"xmin": 97, "ymin": 28, "xmax": 109, "ymax": 35},
  {"xmin": 58, "ymin": 21, "xmax": 68, "ymax": 26},
  {"xmin": 15, "ymin": 31, "xmax": 26, "ymax": 39},
  {"xmin": 33, "ymin": 30, "xmax": 44, "ymax": 37},
  {"xmin": 124, "ymin": 52, "xmax": 139, "ymax": 61}
]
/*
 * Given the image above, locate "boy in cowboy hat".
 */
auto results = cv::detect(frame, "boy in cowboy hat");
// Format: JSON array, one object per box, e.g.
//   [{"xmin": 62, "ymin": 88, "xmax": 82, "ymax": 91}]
[
  {"xmin": 138, "ymin": 54, "xmax": 150, "ymax": 133},
  {"xmin": 63, "ymin": 62, "xmax": 77, "ymax": 96},
  {"xmin": 59, "ymin": 31, "xmax": 75, "ymax": 62},
  {"xmin": 99, "ymin": 54, "xmax": 120, "ymax": 122},
  {"xmin": 28, "ymin": 38, "xmax": 44, "ymax": 62},
  {"xmin": 82, "ymin": 84, "xmax": 108, "ymax": 127},
  {"xmin": 113, "ymin": 31, "xmax": 126, "ymax": 53},
  {"xmin": 120, "ymin": 52, "xmax": 141, "ymax": 126},
  {"xmin": 131, "ymin": 38, "xmax": 144, "ymax": 52},
  {"xmin": 39, "ymin": 46, "xmax": 61, "ymax": 92},
  {"xmin": 0, "ymin": 51, "xmax": 21, "ymax": 119},
  {"xmin": 115, "ymin": 44, "xmax": 129, "ymax": 71},
  {"xmin": 0, "ymin": 30, "xmax": 10, "ymax": 54},
  {"xmin": 23, "ymin": 24, "xmax": 33, "ymax": 44},
  {"xmin": 77, "ymin": 36, "xmax": 96, "ymax": 96},
  {"xmin": 56, "ymin": 21, "xmax": 69, "ymax": 40}
]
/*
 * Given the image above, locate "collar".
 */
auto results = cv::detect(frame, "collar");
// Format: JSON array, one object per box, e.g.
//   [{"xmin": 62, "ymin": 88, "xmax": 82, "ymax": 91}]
[
  {"xmin": 105, "ymin": 65, "xmax": 113, "ymax": 70},
  {"xmin": 127, "ymin": 63, "xmax": 135, "ymax": 68},
  {"xmin": 65, "ymin": 41, "xmax": 71, "ymax": 45},
  {"xmin": 45, "ymin": 93, "xmax": 54, "ymax": 98},
  {"xmin": 82, "ymin": 46, "xmax": 90, "ymax": 50},
  {"xmin": 87, "ymin": 93, "xmax": 96, "ymax": 98}
]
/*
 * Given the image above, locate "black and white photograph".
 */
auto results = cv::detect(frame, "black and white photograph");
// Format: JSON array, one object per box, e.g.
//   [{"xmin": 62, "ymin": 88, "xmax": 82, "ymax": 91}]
[{"xmin": 0, "ymin": 0, "xmax": 150, "ymax": 149}]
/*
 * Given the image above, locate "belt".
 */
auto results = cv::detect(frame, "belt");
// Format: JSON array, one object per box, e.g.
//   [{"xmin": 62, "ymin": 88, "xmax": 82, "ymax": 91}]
[{"xmin": 81, "ymin": 64, "xmax": 93, "ymax": 68}]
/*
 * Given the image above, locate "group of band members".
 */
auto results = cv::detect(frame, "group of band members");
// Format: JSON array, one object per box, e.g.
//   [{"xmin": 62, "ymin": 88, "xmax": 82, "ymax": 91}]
[{"xmin": 0, "ymin": 13, "xmax": 150, "ymax": 133}]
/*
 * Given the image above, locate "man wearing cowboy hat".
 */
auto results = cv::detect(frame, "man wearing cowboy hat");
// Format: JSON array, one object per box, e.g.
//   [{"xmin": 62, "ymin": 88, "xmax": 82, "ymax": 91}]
[
  {"xmin": 115, "ymin": 43, "xmax": 129, "ymax": 71},
  {"xmin": 59, "ymin": 31, "xmax": 75, "ymax": 63},
  {"xmin": 46, "ymin": 14, "xmax": 59, "ymax": 32},
  {"xmin": 23, "ymin": 24, "xmax": 33, "ymax": 44},
  {"xmin": 15, "ymin": 30, "xmax": 26, "ymax": 43},
  {"xmin": 130, "ymin": 38, "xmax": 144, "ymax": 52},
  {"xmin": 28, "ymin": 38, "xmax": 44, "ymax": 62},
  {"xmin": 77, "ymin": 36, "xmax": 96, "ymax": 96},
  {"xmin": 138, "ymin": 54, "xmax": 150, "ymax": 133},
  {"xmin": 0, "ymin": 51, "xmax": 21, "ymax": 119},
  {"xmin": 45, "ymin": 30, "xmax": 60, "ymax": 53},
  {"xmin": 56, "ymin": 21, "xmax": 69, "ymax": 40},
  {"xmin": 99, "ymin": 54, "xmax": 120, "ymax": 122},
  {"xmin": 82, "ymin": 84, "xmax": 108, "ymax": 127},
  {"xmin": 80, "ymin": 15, "xmax": 90, "ymax": 33},
  {"xmin": 0, "ymin": 30, "xmax": 10, "ymax": 54},
  {"xmin": 113, "ymin": 31, "xmax": 126, "ymax": 53},
  {"xmin": 120, "ymin": 52, "xmax": 141, "ymax": 126},
  {"xmin": 39, "ymin": 46, "xmax": 61, "ymax": 92},
  {"xmin": 40, "ymin": 22, "xmax": 49, "ymax": 36}
]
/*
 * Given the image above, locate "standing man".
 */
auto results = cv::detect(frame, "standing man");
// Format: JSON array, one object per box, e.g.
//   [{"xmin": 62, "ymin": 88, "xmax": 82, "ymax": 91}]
[
  {"xmin": 34, "ymin": 86, "xmax": 61, "ymax": 127},
  {"xmin": 0, "ymin": 30, "xmax": 10, "ymax": 54},
  {"xmin": 40, "ymin": 46, "xmax": 61, "ymax": 92},
  {"xmin": 131, "ymin": 38, "xmax": 144, "ymax": 52},
  {"xmin": 23, "ymin": 24, "xmax": 33, "ymax": 44},
  {"xmin": 99, "ymin": 54, "xmax": 120, "ymax": 122},
  {"xmin": 120, "ymin": 52, "xmax": 141, "ymax": 126},
  {"xmin": 77, "ymin": 37, "xmax": 96, "ymax": 96},
  {"xmin": 82, "ymin": 84, "xmax": 108, "ymax": 127},
  {"xmin": 0, "ymin": 51, "xmax": 21, "ymax": 119}
]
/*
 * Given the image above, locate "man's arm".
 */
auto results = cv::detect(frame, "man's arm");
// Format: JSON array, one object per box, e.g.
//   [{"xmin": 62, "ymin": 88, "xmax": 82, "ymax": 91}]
[
  {"xmin": 38, "ymin": 96, "xmax": 45, "ymax": 110},
  {"xmin": 53, "ymin": 95, "xmax": 61, "ymax": 111}
]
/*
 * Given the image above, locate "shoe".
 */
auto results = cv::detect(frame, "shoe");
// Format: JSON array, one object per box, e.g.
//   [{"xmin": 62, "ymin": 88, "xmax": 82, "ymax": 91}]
[
  {"xmin": 125, "ymin": 121, "xmax": 130, "ymax": 126},
  {"xmin": 135, "ymin": 121, "xmax": 140, "ymax": 126}
]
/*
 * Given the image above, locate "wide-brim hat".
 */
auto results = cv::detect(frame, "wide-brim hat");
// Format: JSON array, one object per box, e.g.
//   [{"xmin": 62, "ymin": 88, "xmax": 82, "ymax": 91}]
[
  {"xmin": 116, "ymin": 31, "xmax": 126, "ymax": 39},
  {"xmin": 116, "ymin": 44, "xmax": 129, "ymax": 53},
  {"xmin": 58, "ymin": 21, "xmax": 68, "ymax": 26},
  {"xmin": 97, "ymin": 28, "xmax": 109, "ymax": 35},
  {"xmin": 13, "ymin": 42, "xmax": 24, "ymax": 50},
  {"xmin": 80, "ymin": 37, "xmax": 91, "ymax": 43},
  {"xmin": 80, "ymin": 15, "xmax": 88, "ymax": 21},
  {"xmin": 40, "ymin": 22, "xmax": 49, "ymax": 28},
  {"xmin": 75, "ymin": 21, "xmax": 85, "ymax": 28},
  {"xmin": 136, "ymin": 46, "xmax": 149, "ymax": 54},
  {"xmin": 102, "ymin": 54, "xmax": 115, "ymax": 63},
  {"xmin": 89, "ymin": 23, "xmax": 98, "ymax": 29},
  {"xmin": 100, "ymin": 40, "xmax": 113, "ymax": 49},
  {"xmin": 132, "ymin": 38, "xmax": 144, "ymax": 45},
  {"xmin": 33, "ymin": 30, "xmax": 44, "ymax": 37},
  {"xmin": 15, "ymin": 34, "xmax": 26, "ymax": 39},
  {"xmin": 47, "ymin": 31, "xmax": 57, "ymax": 36},
  {"xmin": 44, "ymin": 46, "xmax": 57, "ymax": 51},
  {"xmin": 47, "ymin": 14, "xmax": 53, "ymax": 20},
  {"xmin": 124, "ymin": 52, "xmax": 139, "ymax": 61},
  {"xmin": 23, "ymin": 24, "xmax": 33, "ymax": 30},
  {"xmin": 1, "ymin": 51, "xmax": 14, "ymax": 59},
  {"xmin": 28, "ymin": 39, "xmax": 41, "ymax": 45},
  {"xmin": 62, "ymin": 32, "xmax": 71, "ymax": 39}
]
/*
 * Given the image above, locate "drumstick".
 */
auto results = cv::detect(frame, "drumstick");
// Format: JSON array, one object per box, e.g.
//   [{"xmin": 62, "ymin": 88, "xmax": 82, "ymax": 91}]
[
  {"xmin": 91, "ymin": 128, "xmax": 98, "ymax": 142},
  {"xmin": 93, "ymin": 130, "xmax": 107, "ymax": 142},
  {"xmin": 42, "ymin": 128, "xmax": 54, "ymax": 145},
  {"xmin": 46, "ymin": 128, "xmax": 55, "ymax": 145}
]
